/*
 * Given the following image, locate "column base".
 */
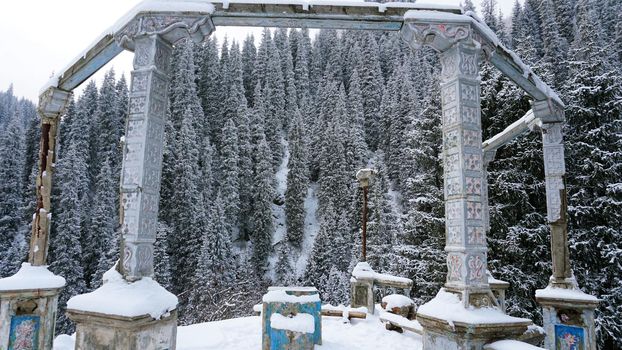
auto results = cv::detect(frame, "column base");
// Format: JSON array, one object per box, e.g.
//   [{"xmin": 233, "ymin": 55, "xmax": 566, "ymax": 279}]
[
  {"xmin": 0, "ymin": 263, "xmax": 65, "ymax": 350},
  {"xmin": 66, "ymin": 267, "xmax": 178, "ymax": 349},
  {"xmin": 417, "ymin": 289, "xmax": 532, "ymax": 350},
  {"xmin": 67, "ymin": 309, "xmax": 177, "ymax": 350},
  {"xmin": 536, "ymin": 285, "xmax": 599, "ymax": 350}
]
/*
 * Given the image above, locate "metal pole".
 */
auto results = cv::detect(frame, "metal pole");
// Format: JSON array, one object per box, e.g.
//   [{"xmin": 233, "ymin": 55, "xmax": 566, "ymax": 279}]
[{"xmin": 362, "ymin": 186, "xmax": 368, "ymax": 262}]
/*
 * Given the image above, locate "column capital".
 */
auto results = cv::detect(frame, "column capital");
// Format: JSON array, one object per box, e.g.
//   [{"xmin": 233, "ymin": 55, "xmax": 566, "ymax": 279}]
[
  {"xmin": 401, "ymin": 17, "xmax": 474, "ymax": 52},
  {"xmin": 531, "ymin": 99, "xmax": 565, "ymax": 125},
  {"xmin": 38, "ymin": 87, "xmax": 72, "ymax": 120},
  {"xmin": 114, "ymin": 13, "xmax": 215, "ymax": 51}
]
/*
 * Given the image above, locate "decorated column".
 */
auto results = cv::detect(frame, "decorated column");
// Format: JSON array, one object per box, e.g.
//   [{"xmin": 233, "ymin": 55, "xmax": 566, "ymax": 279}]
[
  {"xmin": 437, "ymin": 40, "xmax": 491, "ymax": 306},
  {"xmin": 66, "ymin": 11, "xmax": 215, "ymax": 349},
  {"xmin": 532, "ymin": 100, "xmax": 599, "ymax": 350},
  {"xmin": 0, "ymin": 87, "xmax": 70, "ymax": 350},
  {"xmin": 118, "ymin": 34, "xmax": 171, "ymax": 282},
  {"xmin": 402, "ymin": 17, "xmax": 532, "ymax": 350}
]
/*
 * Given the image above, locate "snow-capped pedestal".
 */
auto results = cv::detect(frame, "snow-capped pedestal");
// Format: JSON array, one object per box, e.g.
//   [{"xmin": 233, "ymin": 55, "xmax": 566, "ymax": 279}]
[
  {"xmin": 416, "ymin": 289, "xmax": 533, "ymax": 350},
  {"xmin": 262, "ymin": 287, "xmax": 322, "ymax": 350},
  {"xmin": 0, "ymin": 263, "xmax": 66, "ymax": 350},
  {"xmin": 536, "ymin": 285, "xmax": 599, "ymax": 350},
  {"xmin": 66, "ymin": 267, "xmax": 178, "ymax": 350},
  {"xmin": 350, "ymin": 262, "xmax": 413, "ymax": 314}
]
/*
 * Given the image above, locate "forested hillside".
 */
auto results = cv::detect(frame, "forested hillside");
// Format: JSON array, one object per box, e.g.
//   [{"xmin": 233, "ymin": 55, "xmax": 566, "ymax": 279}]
[{"xmin": 0, "ymin": 0, "xmax": 620, "ymax": 347}]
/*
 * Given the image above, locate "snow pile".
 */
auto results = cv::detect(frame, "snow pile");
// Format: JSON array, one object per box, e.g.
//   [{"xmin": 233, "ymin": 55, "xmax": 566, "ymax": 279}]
[
  {"xmin": 535, "ymin": 286, "xmax": 599, "ymax": 302},
  {"xmin": 417, "ymin": 289, "xmax": 531, "ymax": 325},
  {"xmin": 262, "ymin": 289, "xmax": 320, "ymax": 304},
  {"xmin": 67, "ymin": 267, "xmax": 178, "ymax": 319},
  {"xmin": 55, "ymin": 312, "xmax": 424, "ymax": 349},
  {"xmin": 0, "ymin": 263, "xmax": 66, "ymax": 291},
  {"xmin": 270, "ymin": 313, "xmax": 315, "ymax": 333},
  {"xmin": 484, "ymin": 339, "xmax": 546, "ymax": 350},
  {"xmin": 52, "ymin": 334, "xmax": 75, "ymax": 350},
  {"xmin": 379, "ymin": 310, "xmax": 423, "ymax": 333},
  {"xmin": 351, "ymin": 262, "xmax": 412, "ymax": 285},
  {"xmin": 382, "ymin": 294, "xmax": 414, "ymax": 309}
]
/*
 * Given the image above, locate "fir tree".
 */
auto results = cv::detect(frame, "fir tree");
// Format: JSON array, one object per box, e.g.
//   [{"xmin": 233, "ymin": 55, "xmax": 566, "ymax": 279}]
[
  {"xmin": 221, "ymin": 118, "xmax": 241, "ymax": 239},
  {"xmin": 154, "ymin": 221, "xmax": 172, "ymax": 290},
  {"xmin": 285, "ymin": 113, "xmax": 308, "ymax": 247},
  {"xmin": 0, "ymin": 112, "xmax": 25, "ymax": 276},
  {"xmin": 251, "ymin": 134, "xmax": 275, "ymax": 275},
  {"xmin": 89, "ymin": 157, "xmax": 119, "ymax": 288}
]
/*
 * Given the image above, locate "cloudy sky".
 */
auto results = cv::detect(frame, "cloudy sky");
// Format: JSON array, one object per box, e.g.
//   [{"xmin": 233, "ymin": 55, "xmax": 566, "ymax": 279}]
[{"xmin": 0, "ymin": 0, "xmax": 517, "ymax": 102}]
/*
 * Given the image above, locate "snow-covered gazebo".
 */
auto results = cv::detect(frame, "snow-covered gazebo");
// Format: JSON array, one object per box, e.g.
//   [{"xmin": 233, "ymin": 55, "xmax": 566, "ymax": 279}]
[{"xmin": 0, "ymin": 0, "xmax": 599, "ymax": 349}]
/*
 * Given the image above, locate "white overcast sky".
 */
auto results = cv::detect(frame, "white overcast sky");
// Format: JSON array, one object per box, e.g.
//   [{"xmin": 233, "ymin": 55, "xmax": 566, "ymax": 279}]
[{"xmin": 0, "ymin": 0, "xmax": 517, "ymax": 102}]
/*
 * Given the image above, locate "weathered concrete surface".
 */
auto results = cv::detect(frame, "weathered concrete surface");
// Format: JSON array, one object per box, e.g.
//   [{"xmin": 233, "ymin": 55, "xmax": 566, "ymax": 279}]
[
  {"xmin": 67, "ymin": 309, "xmax": 177, "ymax": 350},
  {"xmin": 350, "ymin": 278, "xmax": 374, "ymax": 314},
  {"xmin": 537, "ymin": 297, "xmax": 599, "ymax": 350},
  {"xmin": 0, "ymin": 288, "xmax": 62, "ymax": 350}
]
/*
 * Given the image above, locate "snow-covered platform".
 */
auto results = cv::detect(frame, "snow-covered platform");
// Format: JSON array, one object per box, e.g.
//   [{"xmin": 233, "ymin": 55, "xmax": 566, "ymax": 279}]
[{"xmin": 55, "ymin": 312, "xmax": 423, "ymax": 350}]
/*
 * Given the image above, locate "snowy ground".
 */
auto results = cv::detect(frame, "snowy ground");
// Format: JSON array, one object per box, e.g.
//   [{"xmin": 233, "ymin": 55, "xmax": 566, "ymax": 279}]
[{"xmin": 54, "ymin": 312, "xmax": 422, "ymax": 350}]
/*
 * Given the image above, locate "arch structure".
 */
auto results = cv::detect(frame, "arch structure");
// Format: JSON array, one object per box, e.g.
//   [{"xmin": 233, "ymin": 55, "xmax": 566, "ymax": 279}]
[{"xmin": 10, "ymin": 0, "xmax": 597, "ymax": 349}]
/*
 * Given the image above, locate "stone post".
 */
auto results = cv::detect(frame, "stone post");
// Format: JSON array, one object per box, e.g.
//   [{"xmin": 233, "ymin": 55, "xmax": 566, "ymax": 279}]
[
  {"xmin": 66, "ymin": 12, "xmax": 214, "ymax": 349},
  {"xmin": 532, "ymin": 100, "xmax": 599, "ymax": 350},
  {"xmin": 118, "ymin": 34, "xmax": 171, "ymax": 282},
  {"xmin": 402, "ymin": 19, "xmax": 532, "ymax": 350}
]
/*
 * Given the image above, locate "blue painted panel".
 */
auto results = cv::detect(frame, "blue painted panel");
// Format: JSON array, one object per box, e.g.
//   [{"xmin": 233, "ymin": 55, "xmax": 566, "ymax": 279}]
[
  {"xmin": 9, "ymin": 315, "xmax": 40, "ymax": 350},
  {"xmin": 555, "ymin": 325, "xmax": 585, "ymax": 350},
  {"xmin": 263, "ymin": 298, "xmax": 322, "ymax": 349}
]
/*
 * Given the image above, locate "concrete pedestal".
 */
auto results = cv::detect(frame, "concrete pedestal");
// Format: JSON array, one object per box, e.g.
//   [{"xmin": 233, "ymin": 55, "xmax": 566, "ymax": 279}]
[
  {"xmin": 0, "ymin": 263, "xmax": 65, "ymax": 350},
  {"xmin": 67, "ymin": 309, "xmax": 177, "ymax": 350},
  {"xmin": 416, "ymin": 289, "xmax": 533, "ymax": 350},
  {"xmin": 0, "ymin": 287, "xmax": 63, "ymax": 350},
  {"xmin": 536, "ymin": 286, "xmax": 599, "ymax": 350},
  {"xmin": 350, "ymin": 278, "xmax": 374, "ymax": 314}
]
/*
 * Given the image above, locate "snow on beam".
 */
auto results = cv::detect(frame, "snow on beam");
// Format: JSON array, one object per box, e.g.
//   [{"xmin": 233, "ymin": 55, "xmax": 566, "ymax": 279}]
[
  {"xmin": 210, "ymin": 1, "xmax": 460, "ymax": 30},
  {"xmin": 482, "ymin": 109, "xmax": 535, "ymax": 154},
  {"xmin": 41, "ymin": 0, "xmax": 461, "ymax": 99},
  {"xmin": 58, "ymin": 36, "xmax": 123, "ymax": 92}
]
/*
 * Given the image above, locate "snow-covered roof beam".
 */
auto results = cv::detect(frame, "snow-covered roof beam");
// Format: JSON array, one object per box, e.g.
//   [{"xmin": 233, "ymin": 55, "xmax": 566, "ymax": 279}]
[
  {"xmin": 209, "ymin": 1, "xmax": 460, "ymax": 30},
  {"xmin": 41, "ymin": 0, "xmax": 462, "ymax": 98}
]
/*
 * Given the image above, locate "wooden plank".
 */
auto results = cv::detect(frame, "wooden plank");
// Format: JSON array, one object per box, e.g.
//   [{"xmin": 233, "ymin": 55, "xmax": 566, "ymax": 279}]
[{"xmin": 321, "ymin": 309, "xmax": 367, "ymax": 320}]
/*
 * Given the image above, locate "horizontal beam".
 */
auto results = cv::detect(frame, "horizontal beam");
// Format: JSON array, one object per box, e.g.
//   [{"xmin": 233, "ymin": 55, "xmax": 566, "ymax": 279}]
[
  {"xmin": 59, "ymin": 36, "xmax": 124, "ymax": 91},
  {"xmin": 482, "ymin": 109, "xmax": 535, "ymax": 154},
  {"xmin": 212, "ymin": 16, "xmax": 403, "ymax": 30},
  {"xmin": 210, "ymin": 1, "xmax": 460, "ymax": 30}
]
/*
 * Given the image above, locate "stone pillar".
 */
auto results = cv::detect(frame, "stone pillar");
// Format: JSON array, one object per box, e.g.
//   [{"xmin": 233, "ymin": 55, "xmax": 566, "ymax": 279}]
[
  {"xmin": 66, "ymin": 12, "xmax": 214, "ymax": 349},
  {"xmin": 402, "ymin": 21, "xmax": 532, "ymax": 350},
  {"xmin": 532, "ymin": 101, "xmax": 599, "ymax": 350},
  {"xmin": 438, "ymin": 40, "xmax": 492, "ymax": 307},
  {"xmin": 119, "ymin": 34, "xmax": 171, "ymax": 282}
]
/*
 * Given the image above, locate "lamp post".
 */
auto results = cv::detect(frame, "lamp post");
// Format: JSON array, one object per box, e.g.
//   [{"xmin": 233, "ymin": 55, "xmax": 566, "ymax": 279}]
[{"xmin": 356, "ymin": 168, "xmax": 376, "ymax": 262}]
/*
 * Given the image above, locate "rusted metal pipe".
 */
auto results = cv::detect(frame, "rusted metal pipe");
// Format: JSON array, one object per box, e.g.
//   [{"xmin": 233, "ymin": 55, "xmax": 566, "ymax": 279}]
[{"xmin": 362, "ymin": 186, "xmax": 368, "ymax": 262}]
